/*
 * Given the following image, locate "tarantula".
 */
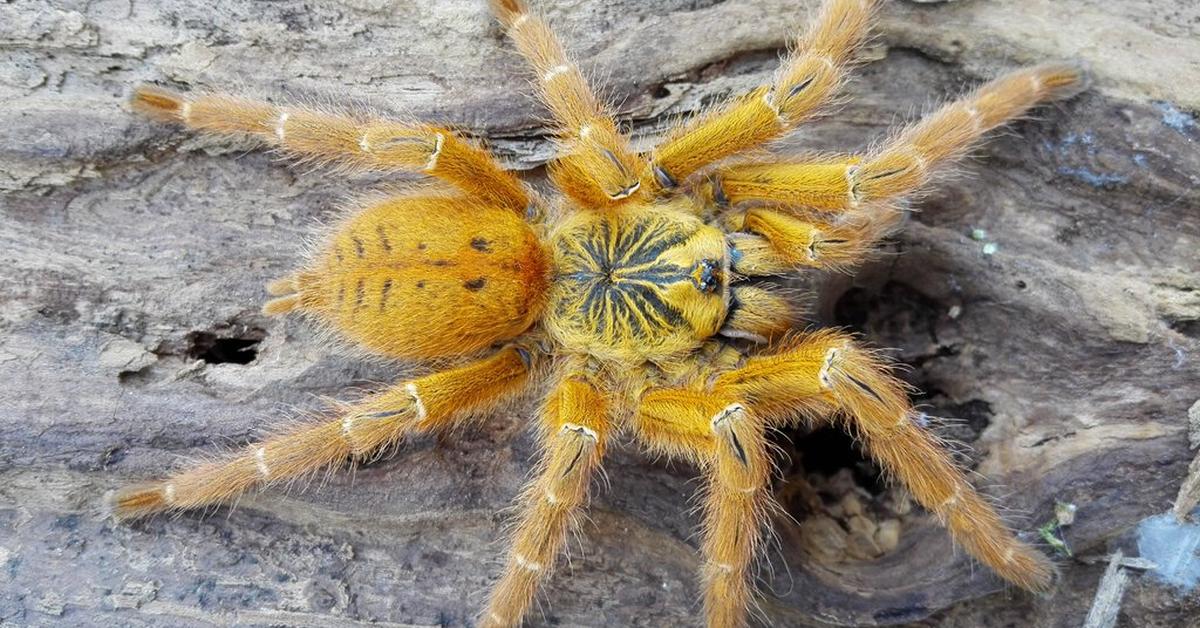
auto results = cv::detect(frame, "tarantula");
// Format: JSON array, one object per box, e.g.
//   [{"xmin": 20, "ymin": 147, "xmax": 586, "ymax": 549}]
[{"xmin": 112, "ymin": 0, "xmax": 1085, "ymax": 625}]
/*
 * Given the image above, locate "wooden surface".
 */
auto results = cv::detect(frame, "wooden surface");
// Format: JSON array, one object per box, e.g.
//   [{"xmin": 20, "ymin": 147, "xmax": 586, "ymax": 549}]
[{"xmin": 2, "ymin": 0, "xmax": 1198, "ymax": 625}]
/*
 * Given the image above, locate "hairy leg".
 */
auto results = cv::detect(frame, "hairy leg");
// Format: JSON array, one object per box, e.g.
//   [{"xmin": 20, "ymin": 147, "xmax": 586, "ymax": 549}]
[
  {"xmin": 726, "ymin": 207, "xmax": 886, "ymax": 275},
  {"xmin": 698, "ymin": 64, "xmax": 1086, "ymax": 211},
  {"xmin": 645, "ymin": 0, "xmax": 880, "ymax": 197},
  {"xmin": 111, "ymin": 347, "xmax": 532, "ymax": 518},
  {"xmin": 633, "ymin": 388, "xmax": 773, "ymax": 628},
  {"xmin": 131, "ymin": 87, "xmax": 531, "ymax": 214},
  {"xmin": 722, "ymin": 284, "xmax": 800, "ymax": 344},
  {"xmin": 489, "ymin": 0, "xmax": 642, "ymax": 208},
  {"xmin": 481, "ymin": 377, "xmax": 609, "ymax": 627},
  {"xmin": 714, "ymin": 330, "xmax": 1055, "ymax": 592},
  {"xmin": 852, "ymin": 64, "xmax": 1085, "ymax": 203}
]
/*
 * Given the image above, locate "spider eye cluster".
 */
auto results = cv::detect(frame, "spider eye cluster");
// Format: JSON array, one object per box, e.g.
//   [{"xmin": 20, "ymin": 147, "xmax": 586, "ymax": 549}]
[{"xmin": 693, "ymin": 259, "xmax": 722, "ymax": 294}]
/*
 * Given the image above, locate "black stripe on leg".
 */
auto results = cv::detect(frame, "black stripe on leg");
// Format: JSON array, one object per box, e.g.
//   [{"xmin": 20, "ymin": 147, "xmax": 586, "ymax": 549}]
[
  {"xmin": 561, "ymin": 442, "xmax": 586, "ymax": 478},
  {"xmin": 726, "ymin": 428, "xmax": 749, "ymax": 466},
  {"xmin": 845, "ymin": 373, "xmax": 885, "ymax": 404}
]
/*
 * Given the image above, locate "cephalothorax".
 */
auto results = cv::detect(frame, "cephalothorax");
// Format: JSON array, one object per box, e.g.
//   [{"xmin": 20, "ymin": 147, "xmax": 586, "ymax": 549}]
[
  {"xmin": 114, "ymin": 0, "xmax": 1085, "ymax": 626},
  {"xmin": 548, "ymin": 202, "xmax": 731, "ymax": 361}
]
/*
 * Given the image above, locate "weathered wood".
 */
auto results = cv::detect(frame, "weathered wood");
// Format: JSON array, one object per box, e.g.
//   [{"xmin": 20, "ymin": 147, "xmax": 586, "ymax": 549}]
[
  {"xmin": 2, "ymin": 0, "xmax": 1198, "ymax": 626},
  {"xmin": 1083, "ymin": 551, "xmax": 1128, "ymax": 628}
]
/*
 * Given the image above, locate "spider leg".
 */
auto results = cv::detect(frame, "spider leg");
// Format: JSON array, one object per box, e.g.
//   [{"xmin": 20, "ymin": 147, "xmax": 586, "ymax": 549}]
[
  {"xmin": 698, "ymin": 153, "xmax": 865, "ymax": 213},
  {"xmin": 726, "ymin": 207, "xmax": 888, "ymax": 275},
  {"xmin": 130, "ymin": 87, "xmax": 531, "ymax": 214},
  {"xmin": 714, "ymin": 330, "xmax": 1056, "ymax": 592},
  {"xmin": 481, "ymin": 377, "xmax": 609, "ymax": 628},
  {"xmin": 645, "ymin": 0, "xmax": 879, "ymax": 198},
  {"xmin": 111, "ymin": 346, "xmax": 532, "ymax": 519},
  {"xmin": 489, "ymin": 0, "xmax": 643, "ymax": 208},
  {"xmin": 722, "ymin": 284, "xmax": 800, "ymax": 344},
  {"xmin": 706, "ymin": 64, "xmax": 1088, "ymax": 276},
  {"xmin": 698, "ymin": 63, "xmax": 1087, "ymax": 211},
  {"xmin": 853, "ymin": 64, "xmax": 1085, "ymax": 204},
  {"xmin": 633, "ymin": 388, "xmax": 772, "ymax": 628}
]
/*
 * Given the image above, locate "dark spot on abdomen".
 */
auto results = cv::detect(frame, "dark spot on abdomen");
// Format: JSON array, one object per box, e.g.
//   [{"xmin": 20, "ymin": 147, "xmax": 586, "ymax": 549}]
[
  {"xmin": 380, "ymin": 279, "xmax": 392, "ymax": 310},
  {"xmin": 416, "ymin": 280, "xmax": 426, "ymax": 288},
  {"xmin": 377, "ymin": 225, "xmax": 392, "ymax": 252},
  {"xmin": 464, "ymin": 277, "xmax": 487, "ymax": 291},
  {"xmin": 470, "ymin": 237, "xmax": 493, "ymax": 253}
]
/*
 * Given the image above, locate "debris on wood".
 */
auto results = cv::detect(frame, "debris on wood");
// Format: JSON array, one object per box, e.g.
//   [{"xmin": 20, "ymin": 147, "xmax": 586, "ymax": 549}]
[
  {"xmin": 1038, "ymin": 501, "xmax": 1078, "ymax": 557},
  {"xmin": 1172, "ymin": 400, "xmax": 1200, "ymax": 522},
  {"xmin": 1082, "ymin": 550, "xmax": 1129, "ymax": 628}
]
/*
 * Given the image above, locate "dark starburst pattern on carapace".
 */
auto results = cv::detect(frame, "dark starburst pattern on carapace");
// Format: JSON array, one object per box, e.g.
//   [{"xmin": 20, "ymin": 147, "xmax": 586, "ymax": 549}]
[{"xmin": 555, "ymin": 214, "xmax": 717, "ymax": 338}]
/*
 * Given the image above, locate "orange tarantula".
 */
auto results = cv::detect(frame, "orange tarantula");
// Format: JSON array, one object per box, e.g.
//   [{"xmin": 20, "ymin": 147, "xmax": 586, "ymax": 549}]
[{"xmin": 112, "ymin": 0, "xmax": 1086, "ymax": 625}]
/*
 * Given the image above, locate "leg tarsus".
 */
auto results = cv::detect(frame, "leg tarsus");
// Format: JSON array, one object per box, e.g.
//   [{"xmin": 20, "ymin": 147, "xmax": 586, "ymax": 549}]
[
  {"xmin": 632, "ymin": 389, "xmax": 772, "ymax": 628},
  {"xmin": 727, "ymin": 208, "xmax": 896, "ymax": 275},
  {"xmin": 130, "ymin": 86, "xmax": 531, "ymax": 214},
  {"xmin": 647, "ymin": 0, "xmax": 880, "ymax": 196},
  {"xmin": 694, "ymin": 63, "xmax": 1086, "ymax": 214},
  {"xmin": 715, "ymin": 331, "xmax": 1056, "ymax": 592},
  {"xmin": 703, "ymin": 404, "xmax": 771, "ymax": 628},
  {"xmin": 480, "ymin": 377, "xmax": 609, "ymax": 628},
  {"xmin": 111, "ymin": 347, "xmax": 533, "ymax": 520},
  {"xmin": 853, "ymin": 64, "xmax": 1087, "ymax": 203},
  {"xmin": 488, "ymin": 0, "xmax": 643, "ymax": 209}
]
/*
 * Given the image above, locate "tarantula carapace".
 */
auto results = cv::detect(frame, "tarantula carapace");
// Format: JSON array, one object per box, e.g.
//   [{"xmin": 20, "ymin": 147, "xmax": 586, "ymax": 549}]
[{"xmin": 113, "ymin": 0, "xmax": 1085, "ymax": 625}]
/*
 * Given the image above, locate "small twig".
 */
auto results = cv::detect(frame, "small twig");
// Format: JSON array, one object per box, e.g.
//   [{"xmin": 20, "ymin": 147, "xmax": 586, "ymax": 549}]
[
  {"xmin": 1077, "ymin": 554, "xmax": 1157, "ymax": 571},
  {"xmin": 1083, "ymin": 550, "xmax": 1129, "ymax": 628}
]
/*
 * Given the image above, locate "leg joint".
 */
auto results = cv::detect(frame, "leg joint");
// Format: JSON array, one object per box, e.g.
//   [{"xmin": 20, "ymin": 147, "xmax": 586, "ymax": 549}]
[
  {"xmin": 710, "ymin": 403, "xmax": 751, "ymax": 466},
  {"xmin": 274, "ymin": 111, "xmax": 288, "ymax": 141},
  {"xmin": 542, "ymin": 64, "xmax": 571, "ymax": 82},
  {"xmin": 938, "ymin": 484, "xmax": 964, "ymax": 511},
  {"xmin": 709, "ymin": 403, "xmax": 747, "ymax": 431},
  {"xmin": 255, "ymin": 446, "xmax": 271, "ymax": 479},
  {"xmin": 818, "ymin": 347, "xmax": 840, "ymax": 389},
  {"xmin": 406, "ymin": 382, "xmax": 428, "ymax": 421},
  {"xmin": 845, "ymin": 164, "xmax": 861, "ymax": 206},
  {"xmin": 424, "ymin": 133, "xmax": 445, "ymax": 171},
  {"xmin": 706, "ymin": 560, "xmax": 735, "ymax": 575},
  {"xmin": 559, "ymin": 422, "xmax": 598, "ymax": 443},
  {"xmin": 513, "ymin": 552, "xmax": 543, "ymax": 572}
]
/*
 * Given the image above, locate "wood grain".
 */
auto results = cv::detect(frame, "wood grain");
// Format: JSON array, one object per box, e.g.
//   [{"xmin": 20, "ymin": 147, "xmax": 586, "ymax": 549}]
[{"xmin": 2, "ymin": 0, "xmax": 1198, "ymax": 625}]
